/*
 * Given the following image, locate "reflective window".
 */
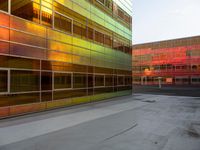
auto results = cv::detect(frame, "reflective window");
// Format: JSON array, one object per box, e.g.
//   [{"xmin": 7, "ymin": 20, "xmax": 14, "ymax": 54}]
[
  {"xmin": 87, "ymin": 27, "xmax": 94, "ymax": 40},
  {"xmin": 41, "ymin": 6, "xmax": 52, "ymax": 27},
  {"xmin": 73, "ymin": 73, "xmax": 87, "ymax": 88},
  {"xmin": 95, "ymin": 30, "xmax": 104, "ymax": 44},
  {"xmin": 0, "ymin": 0, "xmax": 8, "ymax": 12},
  {"xmin": 88, "ymin": 74, "xmax": 94, "ymax": 87},
  {"xmin": 105, "ymin": 0, "xmax": 112, "ymax": 10},
  {"xmin": 105, "ymin": 75, "xmax": 113, "ymax": 86},
  {"xmin": 114, "ymin": 75, "xmax": 117, "ymax": 86},
  {"xmin": 95, "ymin": 75, "xmax": 104, "ymax": 87},
  {"xmin": 125, "ymin": 76, "xmax": 132, "ymax": 85},
  {"xmin": 104, "ymin": 34, "xmax": 112, "ymax": 47},
  {"xmin": 54, "ymin": 73, "xmax": 71, "ymax": 89},
  {"xmin": 118, "ymin": 76, "xmax": 124, "ymax": 85},
  {"xmin": 41, "ymin": 72, "xmax": 52, "ymax": 90},
  {"xmin": 11, "ymin": 0, "xmax": 40, "ymax": 23},
  {"xmin": 11, "ymin": 70, "xmax": 40, "ymax": 92},
  {"xmin": 0, "ymin": 70, "xmax": 8, "ymax": 92},
  {"xmin": 73, "ymin": 21, "xmax": 86, "ymax": 38},
  {"xmin": 54, "ymin": 13, "xmax": 72, "ymax": 33}
]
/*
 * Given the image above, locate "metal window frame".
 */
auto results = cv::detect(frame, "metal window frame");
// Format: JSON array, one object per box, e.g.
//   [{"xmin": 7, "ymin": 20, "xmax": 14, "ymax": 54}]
[
  {"xmin": 54, "ymin": 11, "xmax": 73, "ymax": 34},
  {"xmin": 94, "ymin": 73, "xmax": 105, "ymax": 87},
  {"xmin": 53, "ymin": 71, "xmax": 73, "ymax": 91}
]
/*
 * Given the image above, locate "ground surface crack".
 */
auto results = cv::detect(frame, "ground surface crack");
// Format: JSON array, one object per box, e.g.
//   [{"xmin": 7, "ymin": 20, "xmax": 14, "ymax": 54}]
[{"xmin": 102, "ymin": 123, "xmax": 138, "ymax": 142}]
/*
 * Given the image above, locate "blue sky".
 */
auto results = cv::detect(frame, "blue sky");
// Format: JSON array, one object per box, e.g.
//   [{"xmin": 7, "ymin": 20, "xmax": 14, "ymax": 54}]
[{"xmin": 132, "ymin": 0, "xmax": 200, "ymax": 44}]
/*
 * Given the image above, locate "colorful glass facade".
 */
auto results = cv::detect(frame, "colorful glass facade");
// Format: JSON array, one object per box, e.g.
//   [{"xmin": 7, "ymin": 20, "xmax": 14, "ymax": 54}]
[
  {"xmin": 132, "ymin": 36, "xmax": 200, "ymax": 86},
  {"xmin": 0, "ymin": 0, "xmax": 132, "ymax": 118}
]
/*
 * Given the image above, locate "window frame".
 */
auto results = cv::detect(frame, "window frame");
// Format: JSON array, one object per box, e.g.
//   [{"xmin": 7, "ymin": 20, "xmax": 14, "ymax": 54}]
[
  {"xmin": 117, "ymin": 75, "xmax": 125, "ymax": 86},
  {"xmin": 10, "ymin": 69, "xmax": 40, "ymax": 93},
  {"xmin": 0, "ymin": 0, "xmax": 9, "ymax": 13},
  {"xmin": 53, "ymin": 71, "xmax": 73, "ymax": 91},
  {"xmin": 53, "ymin": 11, "xmax": 73, "ymax": 34},
  {"xmin": 94, "ymin": 73, "xmax": 105, "ymax": 87}
]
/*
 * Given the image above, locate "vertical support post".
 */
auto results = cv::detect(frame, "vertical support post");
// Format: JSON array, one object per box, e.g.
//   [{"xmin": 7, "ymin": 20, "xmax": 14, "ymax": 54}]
[
  {"xmin": 8, "ymin": 0, "xmax": 11, "ymax": 14},
  {"xmin": 158, "ymin": 77, "xmax": 162, "ymax": 88}
]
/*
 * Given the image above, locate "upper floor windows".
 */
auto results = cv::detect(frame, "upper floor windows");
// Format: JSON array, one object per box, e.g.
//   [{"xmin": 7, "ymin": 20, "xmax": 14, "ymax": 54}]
[
  {"xmin": 95, "ymin": 0, "xmax": 131, "ymax": 26},
  {"xmin": 73, "ymin": 21, "xmax": 87, "ymax": 38},
  {"xmin": 0, "ymin": 0, "xmax": 8, "ymax": 12},
  {"xmin": 0, "ymin": 0, "xmax": 132, "ymax": 54},
  {"xmin": 54, "ymin": 12, "xmax": 72, "ymax": 34},
  {"xmin": 97, "ymin": 0, "xmax": 112, "ymax": 10},
  {"xmin": 11, "ymin": 0, "xmax": 52, "ymax": 26}
]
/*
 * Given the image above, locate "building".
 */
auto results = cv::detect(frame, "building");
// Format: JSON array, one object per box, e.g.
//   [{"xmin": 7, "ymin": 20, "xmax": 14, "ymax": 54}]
[
  {"xmin": 132, "ymin": 36, "xmax": 200, "ymax": 86},
  {"xmin": 0, "ymin": 0, "xmax": 132, "ymax": 118}
]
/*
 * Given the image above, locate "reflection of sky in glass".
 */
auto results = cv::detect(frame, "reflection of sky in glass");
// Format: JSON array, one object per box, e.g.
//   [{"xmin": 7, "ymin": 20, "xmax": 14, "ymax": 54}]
[{"xmin": 113, "ymin": 0, "xmax": 132, "ymax": 15}]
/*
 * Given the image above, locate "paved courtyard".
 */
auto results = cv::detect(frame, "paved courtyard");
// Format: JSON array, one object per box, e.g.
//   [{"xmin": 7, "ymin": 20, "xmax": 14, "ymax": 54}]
[{"xmin": 0, "ymin": 94, "xmax": 200, "ymax": 150}]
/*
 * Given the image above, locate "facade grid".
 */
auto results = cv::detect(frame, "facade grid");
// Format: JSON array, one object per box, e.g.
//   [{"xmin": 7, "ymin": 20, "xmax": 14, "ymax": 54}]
[
  {"xmin": 0, "ymin": 0, "xmax": 132, "ymax": 118},
  {"xmin": 132, "ymin": 36, "xmax": 200, "ymax": 86}
]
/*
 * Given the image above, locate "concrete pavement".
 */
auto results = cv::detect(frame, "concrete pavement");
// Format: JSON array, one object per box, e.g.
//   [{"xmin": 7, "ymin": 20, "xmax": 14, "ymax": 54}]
[{"xmin": 0, "ymin": 94, "xmax": 200, "ymax": 150}]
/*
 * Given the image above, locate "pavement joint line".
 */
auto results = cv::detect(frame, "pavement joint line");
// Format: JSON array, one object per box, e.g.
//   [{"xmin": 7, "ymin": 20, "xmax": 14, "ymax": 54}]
[{"xmin": 102, "ymin": 123, "xmax": 138, "ymax": 142}]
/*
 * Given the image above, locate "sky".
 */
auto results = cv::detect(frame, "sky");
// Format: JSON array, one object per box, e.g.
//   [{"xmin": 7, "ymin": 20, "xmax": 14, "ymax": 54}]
[{"xmin": 132, "ymin": 0, "xmax": 200, "ymax": 44}]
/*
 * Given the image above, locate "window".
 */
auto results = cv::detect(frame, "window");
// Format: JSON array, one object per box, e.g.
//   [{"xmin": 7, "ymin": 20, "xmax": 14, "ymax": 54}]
[
  {"xmin": 41, "ymin": 0, "xmax": 53, "ymax": 26},
  {"xmin": 105, "ymin": 0, "xmax": 112, "ymax": 10},
  {"xmin": 125, "ymin": 76, "xmax": 132, "ymax": 85},
  {"xmin": 11, "ymin": 0, "xmax": 40, "ymax": 23},
  {"xmin": 73, "ymin": 21, "xmax": 82, "ymax": 36},
  {"xmin": 88, "ymin": 74, "xmax": 94, "ymax": 87},
  {"xmin": 87, "ymin": 27, "xmax": 94, "ymax": 40},
  {"xmin": 73, "ymin": 73, "xmax": 87, "ymax": 88},
  {"xmin": 73, "ymin": 21, "xmax": 86, "ymax": 38},
  {"xmin": 97, "ymin": 0, "xmax": 112, "ymax": 10},
  {"xmin": 104, "ymin": 35, "xmax": 112, "ymax": 47},
  {"xmin": 97, "ymin": 0, "xmax": 104, "ymax": 4},
  {"xmin": 11, "ymin": 70, "xmax": 40, "ymax": 92},
  {"xmin": 54, "ymin": 13, "xmax": 72, "ymax": 33},
  {"xmin": 54, "ymin": 73, "xmax": 71, "ymax": 89},
  {"xmin": 41, "ymin": 72, "xmax": 52, "ymax": 90},
  {"xmin": 95, "ymin": 30, "xmax": 104, "ymax": 44},
  {"xmin": 105, "ymin": 75, "xmax": 113, "ymax": 86},
  {"xmin": 41, "ymin": 6, "xmax": 52, "ymax": 27},
  {"xmin": 0, "ymin": 0, "xmax": 8, "ymax": 12},
  {"xmin": 118, "ymin": 76, "xmax": 124, "ymax": 85},
  {"xmin": 113, "ymin": 39, "xmax": 119, "ymax": 50},
  {"xmin": 95, "ymin": 75, "xmax": 104, "ymax": 87},
  {"xmin": 0, "ymin": 70, "xmax": 8, "ymax": 93},
  {"xmin": 118, "ymin": 8, "xmax": 124, "ymax": 19}
]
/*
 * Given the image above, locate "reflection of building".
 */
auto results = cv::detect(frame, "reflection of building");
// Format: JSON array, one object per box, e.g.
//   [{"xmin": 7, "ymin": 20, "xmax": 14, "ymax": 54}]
[
  {"xmin": 0, "ymin": 0, "xmax": 132, "ymax": 118},
  {"xmin": 132, "ymin": 36, "xmax": 200, "ymax": 86}
]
